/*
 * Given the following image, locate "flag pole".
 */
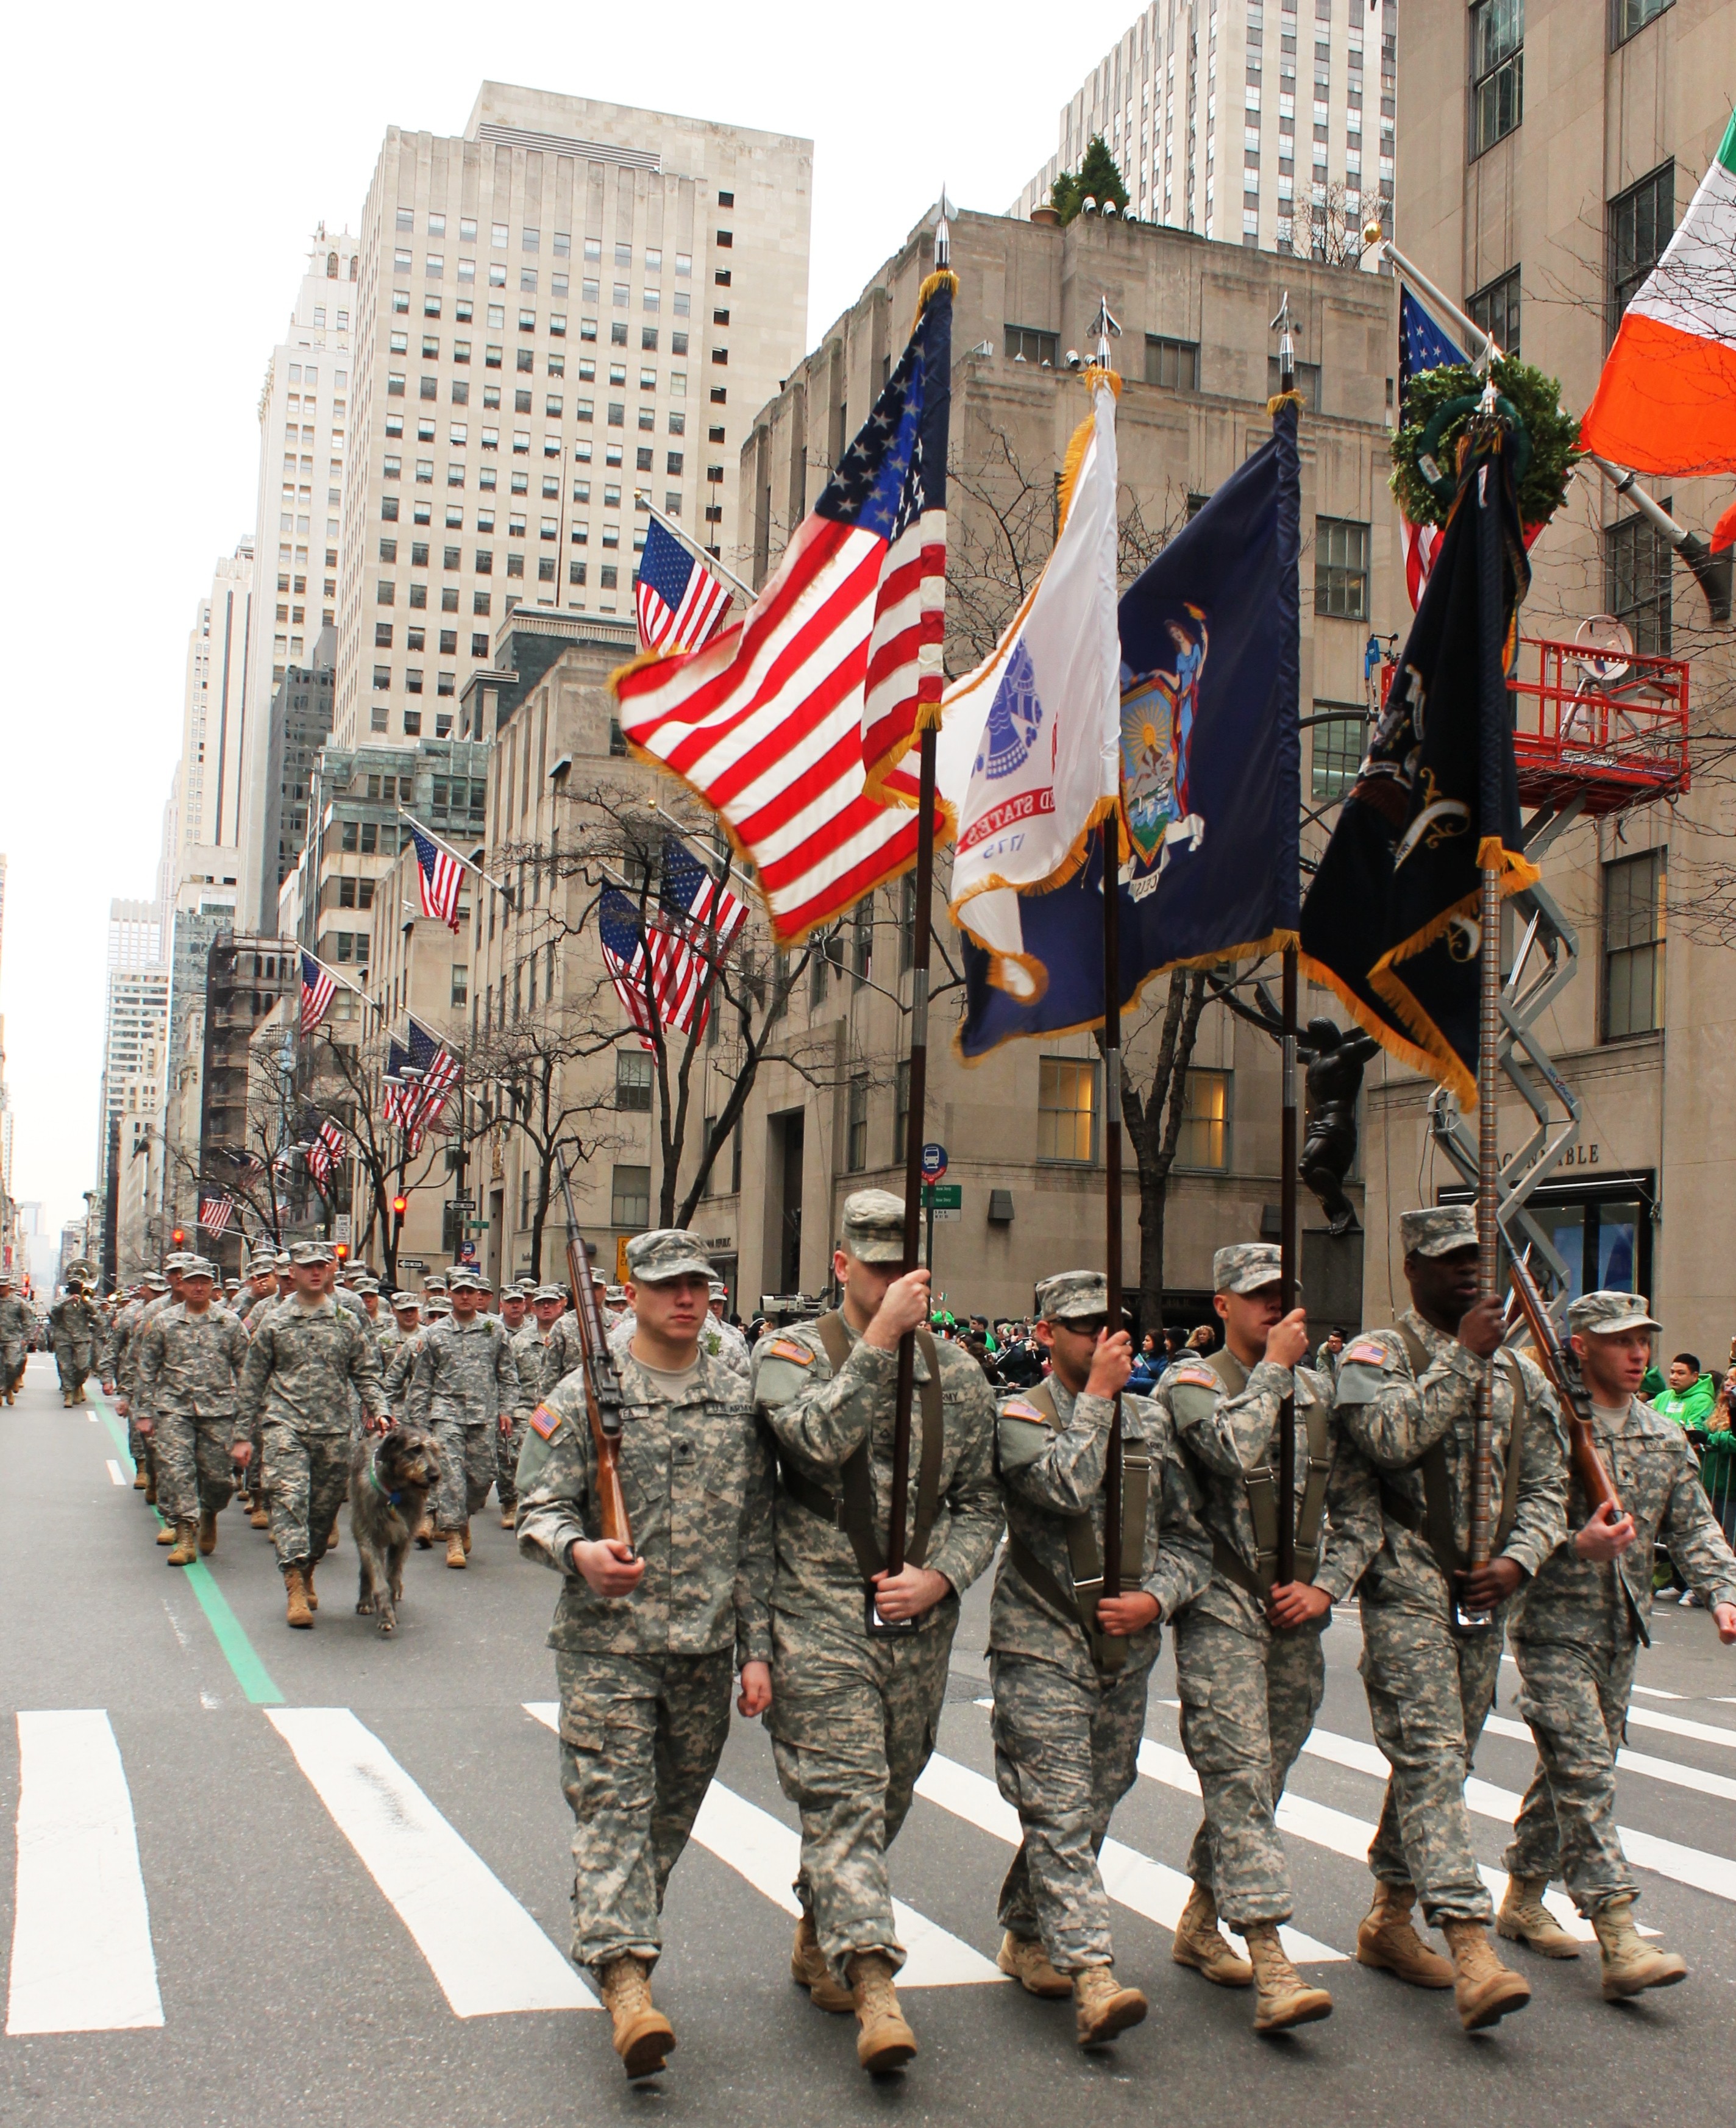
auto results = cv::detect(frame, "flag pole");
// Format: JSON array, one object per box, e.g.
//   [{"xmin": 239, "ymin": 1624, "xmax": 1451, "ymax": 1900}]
[
  {"xmin": 1273, "ymin": 293, "xmax": 1299, "ymax": 1590},
  {"xmin": 632, "ymin": 493, "xmax": 756, "ymax": 603},
  {"xmin": 397, "ymin": 808, "xmax": 515, "ymax": 898}
]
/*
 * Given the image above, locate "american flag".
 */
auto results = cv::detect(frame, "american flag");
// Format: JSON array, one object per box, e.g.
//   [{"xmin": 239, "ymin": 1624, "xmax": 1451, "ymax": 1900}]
[
  {"xmin": 301, "ymin": 1109, "xmax": 346, "ymax": 1186},
  {"xmin": 613, "ymin": 276, "xmax": 954, "ymax": 945},
  {"xmin": 411, "ymin": 822, "xmax": 466, "ymax": 933},
  {"xmin": 301, "ymin": 950, "xmax": 336, "ymax": 1034},
  {"xmin": 405, "ymin": 1018, "xmax": 461, "ymax": 1134},
  {"xmin": 600, "ymin": 838, "xmax": 749, "ymax": 1048},
  {"xmin": 636, "ymin": 517, "xmax": 733, "ymax": 653},
  {"xmin": 224, "ymin": 1146, "xmax": 267, "ymax": 1176},
  {"xmin": 198, "ymin": 1195, "xmax": 235, "ymax": 1236}
]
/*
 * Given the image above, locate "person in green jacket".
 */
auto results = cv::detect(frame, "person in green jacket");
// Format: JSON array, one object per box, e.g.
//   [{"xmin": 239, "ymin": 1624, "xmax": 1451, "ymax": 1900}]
[{"xmin": 1651, "ymin": 1354, "xmax": 1716, "ymax": 1431}]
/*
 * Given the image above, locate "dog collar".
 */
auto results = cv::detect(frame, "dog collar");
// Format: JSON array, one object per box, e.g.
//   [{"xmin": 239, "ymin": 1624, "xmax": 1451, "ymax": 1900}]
[{"xmin": 368, "ymin": 1462, "xmax": 405, "ymax": 1508}]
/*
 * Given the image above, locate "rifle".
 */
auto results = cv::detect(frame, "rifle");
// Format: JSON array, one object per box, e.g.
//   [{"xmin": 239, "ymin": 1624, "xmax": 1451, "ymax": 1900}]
[
  {"xmin": 554, "ymin": 1142, "xmax": 633, "ymax": 1555},
  {"xmin": 1506, "ymin": 1250, "xmax": 1623, "ymax": 1521}
]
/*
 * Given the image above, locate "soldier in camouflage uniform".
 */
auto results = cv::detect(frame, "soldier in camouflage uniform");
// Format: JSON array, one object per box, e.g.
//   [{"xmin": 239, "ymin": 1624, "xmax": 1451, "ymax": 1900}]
[
  {"xmin": 124, "ymin": 1256, "xmax": 200, "ymax": 1528},
  {"xmin": 518, "ymin": 1226, "xmax": 774, "ymax": 2081},
  {"xmin": 407, "ymin": 1269, "xmax": 522, "ymax": 1566},
  {"xmin": 1158, "ymin": 1244, "xmax": 1382, "ymax": 2032},
  {"xmin": 237, "ymin": 1239, "xmax": 385, "ymax": 1628},
  {"xmin": 500, "ymin": 1286, "xmax": 564, "ymax": 1527},
  {"xmin": 382, "ymin": 1295, "xmax": 425, "ymax": 1413},
  {"xmin": 0, "ymin": 1271, "xmax": 32, "ymax": 1406},
  {"xmin": 753, "ymin": 1188, "xmax": 1001, "ymax": 2075},
  {"xmin": 104, "ymin": 1275, "xmax": 165, "ymax": 1480},
  {"xmin": 990, "ymin": 1269, "xmax": 1210, "ymax": 2048},
  {"xmin": 48, "ymin": 1268, "xmax": 104, "ymax": 1405},
  {"xmin": 133, "ymin": 1258, "xmax": 251, "ymax": 1565},
  {"xmin": 1333, "ymin": 1205, "xmax": 1568, "ymax": 2034},
  {"xmin": 707, "ymin": 1279, "xmax": 751, "ymax": 1376},
  {"xmin": 1497, "ymin": 1289, "xmax": 1736, "ymax": 1998}
]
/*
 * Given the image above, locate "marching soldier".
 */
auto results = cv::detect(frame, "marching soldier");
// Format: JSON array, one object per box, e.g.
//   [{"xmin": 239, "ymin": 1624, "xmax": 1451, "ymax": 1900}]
[
  {"xmin": 1157, "ymin": 1244, "xmax": 1381, "ymax": 2032},
  {"xmin": 1332, "ymin": 1205, "xmax": 1568, "ymax": 2033},
  {"xmin": 753, "ymin": 1189, "xmax": 1000, "ymax": 2075},
  {"xmin": 540, "ymin": 1272, "xmax": 611, "ymax": 1398},
  {"xmin": 407, "ymin": 1269, "xmax": 522, "ymax": 1567},
  {"xmin": 1498, "ymin": 1289, "xmax": 1736, "ymax": 1996},
  {"xmin": 517, "ymin": 1228, "xmax": 774, "ymax": 2081},
  {"xmin": 382, "ymin": 1295, "xmax": 425, "ymax": 1416},
  {"xmin": 48, "ymin": 1266, "xmax": 104, "ymax": 1405},
  {"xmin": 106, "ymin": 1273, "xmax": 167, "ymax": 1482},
  {"xmin": 500, "ymin": 1285, "xmax": 565, "ymax": 1528},
  {"xmin": 126, "ymin": 1254, "xmax": 200, "ymax": 1532},
  {"xmin": 706, "ymin": 1278, "xmax": 751, "ymax": 1378},
  {"xmin": 133, "ymin": 1257, "xmax": 251, "ymax": 1565},
  {"xmin": 989, "ymin": 1270, "xmax": 1209, "ymax": 2047},
  {"xmin": 237, "ymin": 1239, "xmax": 385, "ymax": 1628},
  {"xmin": 0, "ymin": 1270, "xmax": 31, "ymax": 1406}
]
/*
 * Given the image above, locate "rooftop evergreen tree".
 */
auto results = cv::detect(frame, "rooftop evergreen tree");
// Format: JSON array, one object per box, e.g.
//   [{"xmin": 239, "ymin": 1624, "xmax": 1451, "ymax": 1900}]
[{"xmin": 1051, "ymin": 136, "xmax": 1133, "ymax": 225}]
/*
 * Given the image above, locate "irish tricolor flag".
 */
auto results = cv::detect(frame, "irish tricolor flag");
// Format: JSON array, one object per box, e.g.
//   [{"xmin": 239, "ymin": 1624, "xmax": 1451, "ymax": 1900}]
[{"xmin": 1581, "ymin": 111, "xmax": 1736, "ymax": 482}]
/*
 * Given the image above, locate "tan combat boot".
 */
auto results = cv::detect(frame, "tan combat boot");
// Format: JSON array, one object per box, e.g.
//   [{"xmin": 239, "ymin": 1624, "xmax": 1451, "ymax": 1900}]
[
  {"xmin": 250, "ymin": 1498, "xmax": 271, "ymax": 1530},
  {"xmin": 1497, "ymin": 1876, "xmax": 1581, "ymax": 1959},
  {"xmin": 848, "ymin": 1952, "xmax": 917, "ymax": 2072},
  {"xmin": 500, "ymin": 1509, "xmax": 516, "ymax": 1529},
  {"xmin": 461, "ymin": 1520, "xmax": 472, "ymax": 1555},
  {"xmin": 596, "ymin": 1954, "xmax": 674, "ymax": 2079},
  {"xmin": 1593, "ymin": 1899, "xmax": 1687, "ymax": 2000},
  {"xmin": 1243, "ymin": 1922, "xmax": 1333, "ymax": 2032},
  {"xmin": 197, "ymin": 1511, "xmax": 218, "ymax": 1557},
  {"xmin": 155, "ymin": 1520, "xmax": 176, "ymax": 1545},
  {"xmin": 1356, "ymin": 1881, "xmax": 1454, "ymax": 1987},
  {"xmin": 791, "ymin": 1915, "xmax": 854, "ymax": 2012},
  {"xmin": 414, "ymin": 1513, "xmax": 435, "ymax": 1550},
  {"xmin": 144, "ymin": 1467, "xmax": 158, "ymax": 1506},
  {"xmin": 996, "ymin": 1931, "xmax": 1073, "ymax": 1998},
  {"xmin": 1172, "ymin": 1883, "xmax": 1254, "ymax": 1987},
  {"xmin": 445, "ymin": 1530, "xmax": 468, "ymax": 1568},
  {"xmin": 133, "ymin": 1467, "xmax": 149, "ymax": 1490},
  {"xmin": 165, "ymin": 1520, "xmax": 199, "ymax": 1567},
  {"xmin": 283, "ymin": 1567, "xmax": 313, "ymax": 1629},
  {"xmin": 304, "ymin": 1560, "xmax": 319, "ymax": 1612},
  {"xmin": 1442, "ymin": 1918, "xmax": 1532, "ymax": 2031},
  {"xmin": 62, "ymin": 1390, "xmax": 72, "ymax": 1408},
  {"xmin": 1072, "ymin": 1965, "xmax": 1148, "ymax": 2048}
]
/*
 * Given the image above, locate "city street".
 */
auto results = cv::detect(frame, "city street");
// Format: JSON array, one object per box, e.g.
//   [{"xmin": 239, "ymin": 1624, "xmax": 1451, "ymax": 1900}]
[{"xmin": 4, "ymin": 1350, "xmax": 1735, "ymax": 2128}]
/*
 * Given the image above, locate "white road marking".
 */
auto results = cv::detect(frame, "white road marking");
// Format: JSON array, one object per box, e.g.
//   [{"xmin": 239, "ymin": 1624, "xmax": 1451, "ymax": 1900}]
[
  {"xmin": 1484, "ymin": 1712, "xmax": 1736, "ymax": 1804},
  {"xmin": 7, "ymin": 1710, "xmax": 163, "ymax": 2034},
  {"xmin": 104, "ymin": 1461, "xmax": 126, "ymax": 1486},
  {"xmin": 918, "ymin": 1751, "xmax": 1343, "ymax": 1965},
  {"xmin": 1631, "ymin": 1684, "xmax": 1682, "ymax": 1701},
  {"xmin": 521, "ymin": 1703, "xmax": 1000, "ymax": 1988},
  {"xmin": 1624, "ymin": 1703, "xmax": 1736, "ymax": 1750},
  {"xmin": 271, "ymin": 1707, "xmax": 593, "ymax": 2016}
]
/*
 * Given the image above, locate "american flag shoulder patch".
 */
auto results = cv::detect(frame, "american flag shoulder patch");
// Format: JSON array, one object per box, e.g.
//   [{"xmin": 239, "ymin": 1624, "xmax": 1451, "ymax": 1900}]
[
  {"xmin": 1170, "ymin": 1364, "xmax": 1218, "ymax": 1389},
  {"xmin": 529, "ymin": 1404, "xmax": 561, "ymax": 1440},
  {"xmin": 1000, "ymin": 1399, "xmax": 1046, "ymax": 1422},
  {"xmin": 762, "ymin": 1337, "xmax": 814, "ymax": 1365},
  {"xmin": 1343, "ymin": 1340, "xmax": 1391, "ymax": 1368}
]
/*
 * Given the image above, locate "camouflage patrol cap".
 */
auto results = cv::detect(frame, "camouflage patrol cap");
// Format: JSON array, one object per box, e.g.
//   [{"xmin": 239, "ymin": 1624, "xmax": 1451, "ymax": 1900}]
[
  {"xmin": 533, "ymin": 1283, "xmax": 566, "ymax": 1303},
  {"xmin": 709, "ymin": 1276, "xmax": 727, "ymax": 1298},
  {"xmin": 425, "ymin": 1297, "xmax": 452, "ymax": 1317},
  {"xmin": 625, "ymin": 1228, "xmax": 713, "ymax": 1284},
  {"xmin": 448, "ymin": 1267, "xmax": 488, "ymax": 1293},
  {"xmin": 164, "ymin": 1252, "xmax": 198, "ymax": 1272},
  {"xmin": 354, "ymin": 1277, "xmax": 380, "ymax": 1296},
  {"xmin": 181, "ymin": 1258, "xmax": 218, "ymax": 1281},
  {"xmin": 146, "ymin": 1273, "xmax": 171, "ymax": 1292},
  {"xmin": 1034, "ymin": 1270, "xmax": 1109, "ymax": 1322},
  {"xmin": 391, "ymin": 1292, "xmax": 419, "ymax": 1312},
  {"xmin": 1213, "ymin": 1242, "xmax": 1285, "ymax": 1295},
  {"xmin": 274, "ymin": 1251, "xmax": 294, "ymax": 1272},
  {"xmin": 1398, "ymin": 1205, "xmax": 1479, "ymax": 1257},
  {"xmin": 1567, "ymin": 1289, "xmax": 1662, "ymax": 1337},
  {"xmin": 288, "ymin": 1239, "xmax": 335, "ymax": 1267},
  {"xmin": 840, "ymin": 1188, "xmax": 906, "ymax": 1265}
]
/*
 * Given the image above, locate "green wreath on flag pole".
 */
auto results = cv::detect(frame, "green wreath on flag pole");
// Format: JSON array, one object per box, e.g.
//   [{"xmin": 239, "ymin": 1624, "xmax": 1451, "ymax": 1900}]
[{"xmin": 1390, "ymin": 356, "xmax": 1582, "ymax": 532}]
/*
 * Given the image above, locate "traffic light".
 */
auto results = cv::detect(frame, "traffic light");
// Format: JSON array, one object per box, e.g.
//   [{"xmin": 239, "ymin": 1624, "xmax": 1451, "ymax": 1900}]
[
  {"xmin": 334, "ymin": 1242, "xmax": 350, "ymax": 1262},
  {"xmin": 392, "ymin": 1194, "xmax": 408, "ymax": 1219},
  {"xmin": 171, "ymin": 1227, "xmax": 187, "ymax": 1249}
]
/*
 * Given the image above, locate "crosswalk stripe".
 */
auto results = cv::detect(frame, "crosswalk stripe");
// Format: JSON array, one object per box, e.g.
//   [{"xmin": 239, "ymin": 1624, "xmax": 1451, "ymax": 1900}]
[
  {"xmin": 104, "ymin": 1461, "xmax": 125, "ymax": 1486},
  {"xmin": 269, "ymin": 1708, "xmax": 593, "ymax": 2016},
  {"xmin": 7, "ymin": 1711, "xmax": 163, "ymax": 2035},
  {"xmin": 1623, "ymin": 1704, "xmax": 1736, "ymax": 1750},
  {"xmin": 916, "ymin": 1751, "xmax": 1344, "ymax": 1965},
  {"xmin": 1483, "ymin": 1712, "xmax": 1736, "ymax": 1804},
  {"xmin": 521, "ymin": 1704, "xmax": 1002, "ymax": 1988},
  {"xmin": 1632, "ymin": 1685, "xmax": 1682, "ymax": 1701}
]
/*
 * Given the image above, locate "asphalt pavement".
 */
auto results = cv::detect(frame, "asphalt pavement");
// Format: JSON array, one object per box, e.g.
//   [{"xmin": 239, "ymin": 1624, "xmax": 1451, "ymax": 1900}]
[{"xmin": 4, "ymin": 1348, "xmax": 1735, "ymax": 2128}]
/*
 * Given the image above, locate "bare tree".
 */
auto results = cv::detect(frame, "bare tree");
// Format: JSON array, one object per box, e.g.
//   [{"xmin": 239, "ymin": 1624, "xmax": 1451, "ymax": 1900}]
[
  {"xmin": 1119, "ymin": 970, "xmax": 1211, "ymax": 1332},
  {"xmin": 298, "ymin": 1019, "xmax": 446, "ymax": 1289}
]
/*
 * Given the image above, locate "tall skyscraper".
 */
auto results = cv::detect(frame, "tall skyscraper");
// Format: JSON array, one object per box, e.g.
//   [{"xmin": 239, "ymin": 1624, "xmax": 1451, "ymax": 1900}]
[
  {"xmin": 255, "ymin": 628, "xmax": 336, "ymax": 930},
  {"xmin": 94, "ymin": 898, "xmax": 169, "ymax": 1203},
  {"xmin": 330, "ymin": 81, "xmax": 812, "ymax": 752},
  {"xmin": 1011, "ymin": 0, "xmax": 1396, "ymax": 260},
  {"xmin": 234, "ymin": 227, "xmax": 361, "ymax": 929},
  {"xmin": 177, "ymin": 541, "xmax": 256, "ymax": 874}
]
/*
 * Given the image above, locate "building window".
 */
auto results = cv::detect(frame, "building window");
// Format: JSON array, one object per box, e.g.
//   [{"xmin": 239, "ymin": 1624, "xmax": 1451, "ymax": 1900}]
[
  {"xmin": 1468, "ymin": 267, "xmax": 1522, "ymax": 360},
  {"xmin": 611, "ymin": 1164, "xmax": 651, "ymax": 1228},
  {"xmin": 1038, "ymin": 1057, "xmax": 1098, "ymax": 1164},
  {"xmin": 1147, "ymin": 335, "xmax": 1201, "ymax": 391},
  {"xmin": 1266, "ymin": 357, "xmax": 1322, "ymax": 410},
  {"xmin": 847, "ymin": 1076, "xmax": 869, "ymax": 1173},
  {"xmin": 1309, "ymin": 705, "xmax": 1365, "ymax": 800},
  {"xmin": 1314, "ymin": 518, "xmax": 1370, "ymax": 620},
  {"xmin": 1606, "ymin": 510, "xmax": 1673, "ymax": 655},
  {"xmin": 1003, "ymin": 324, "xmax": 1059, "ymax": 366},
  {"xmin": 1470, "ymin": 0, "xmax": 1523, "ymax": 156},
  {"xmin": 1603, "ymin": 849, "xmax": 1665, "ymax": 1040},
  {"xmin": 1176, "ymin": 1069, "xmax": 1231, "ymax": 1170},
  {"xmin": 894, "ymin": 1059, "xmax": 911, "ymax": 1163},
  {"xmin": 1614, "ymin": 0, "xmax": 1671, "ymax": 45},
  {"xmin": 616, "ymin": 1051, "xmax": 653, "ymax": 1110},
  {"xmin": 851, "ymin": 899, "xmax": 872, "ymax": 987},
  {"xmin": 1610, "ymin": 163, "xmax": 1673, "ymax": 327}
]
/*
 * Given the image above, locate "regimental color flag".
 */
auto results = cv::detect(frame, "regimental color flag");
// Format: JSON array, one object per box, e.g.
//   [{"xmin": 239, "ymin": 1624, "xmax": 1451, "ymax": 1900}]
[
  {"xmin": 956, "ymin": 400, "xmax": 1303, "ymax": 1059},
  {"xmin": 411, "ymin": 823, "xmax": 465, "ymax": 933},
  {"xmin": 613, "ymin": 273, "xmax": 955, "ymax": 945},
  {"xmin": 944, "ymin": 372, "xmax": 1122, "ymax": 1005},
  {"xmin": 636, "ymin": 518, "xmax": 732, "ymax": 653},
  {"xmin": 301, "ymin": 950, "xmax": 336, "ymax": 1034},
  {"xmin": 1581, "ymin": 110, "xmax": 1736, "ymax": 483},
  {"xmin": 1300, "ymin": 430, "xmax": 1540, "ymax": 1108},
  {"xmin": 405, "ymin": 1018, "xmax": 461, "ymax": 1133},
  {"xmin": 198, "ymin": 1195, "xmax": 234, "ymax": 1236},
  {"xmin": 1396, "ymin": 288, "xmax": 1466, "ymax": 608}
]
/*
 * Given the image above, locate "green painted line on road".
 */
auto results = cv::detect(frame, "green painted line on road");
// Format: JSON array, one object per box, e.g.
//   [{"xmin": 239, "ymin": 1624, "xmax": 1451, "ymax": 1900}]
[{"xmin": 87, "ymin": 1385, "xmax": 284, "ymax": 1706}]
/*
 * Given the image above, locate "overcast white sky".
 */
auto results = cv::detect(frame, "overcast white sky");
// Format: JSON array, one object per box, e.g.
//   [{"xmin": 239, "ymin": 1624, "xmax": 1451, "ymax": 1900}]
[{"xmin": 0, "ymin": 0, "xmax": 1114, "ymax": 1241}]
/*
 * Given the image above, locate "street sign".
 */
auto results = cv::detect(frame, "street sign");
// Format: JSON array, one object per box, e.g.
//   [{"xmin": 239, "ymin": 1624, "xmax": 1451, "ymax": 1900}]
[
  {"xmin": 458, "ymin": 1241, "xmax": 478, "ymax": 1264},
  {"xmin": 451, "ymin": 1194, "xmax": 475, "ymax": 1208},
  {"xmin": 333, "ymin": 1214, "xmax": 352, "ymax": 1244},
  {"xmin": 923, "ymin": 1184, "xmax": 961, "ymax": 1211},
  {"xmin": 921, "ymin": 1143, "xmax": 948, "ymax": 1181},
  {"xmin": 397, "ymin": 1256, "xmax": 427, "ymax": 1273}
]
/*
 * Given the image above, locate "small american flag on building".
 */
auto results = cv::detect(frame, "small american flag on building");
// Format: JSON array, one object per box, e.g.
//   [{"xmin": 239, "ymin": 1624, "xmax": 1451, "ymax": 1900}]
[
  {"xmin": 301, "ymin": 950, "xmax": 336, "ymax": 1034},
  {"xmin": 411, "ymin": 822, "xmax": 466, "ymax": 933},
  {"xmin": 198, "ymin": 1195, "xmax": 235, "ymax": 1236},
  {"xmin": 301, "ymin": 1110, "xmax": 346, "ymax": 1186},
  {"xmin": 599, "ymin": 893, "xmax": 658, "ymax": 1048},
  {"xmin": 405, "ymin": 1019, "xmax": 461, "ymax": 1134},
  {"xmin": 636, "ymin": 517, "xmax": 733, "ymax": 653},
  {"xmin": 599, "ymin": 836, "xmax": 749, "ymax": 1047}
]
